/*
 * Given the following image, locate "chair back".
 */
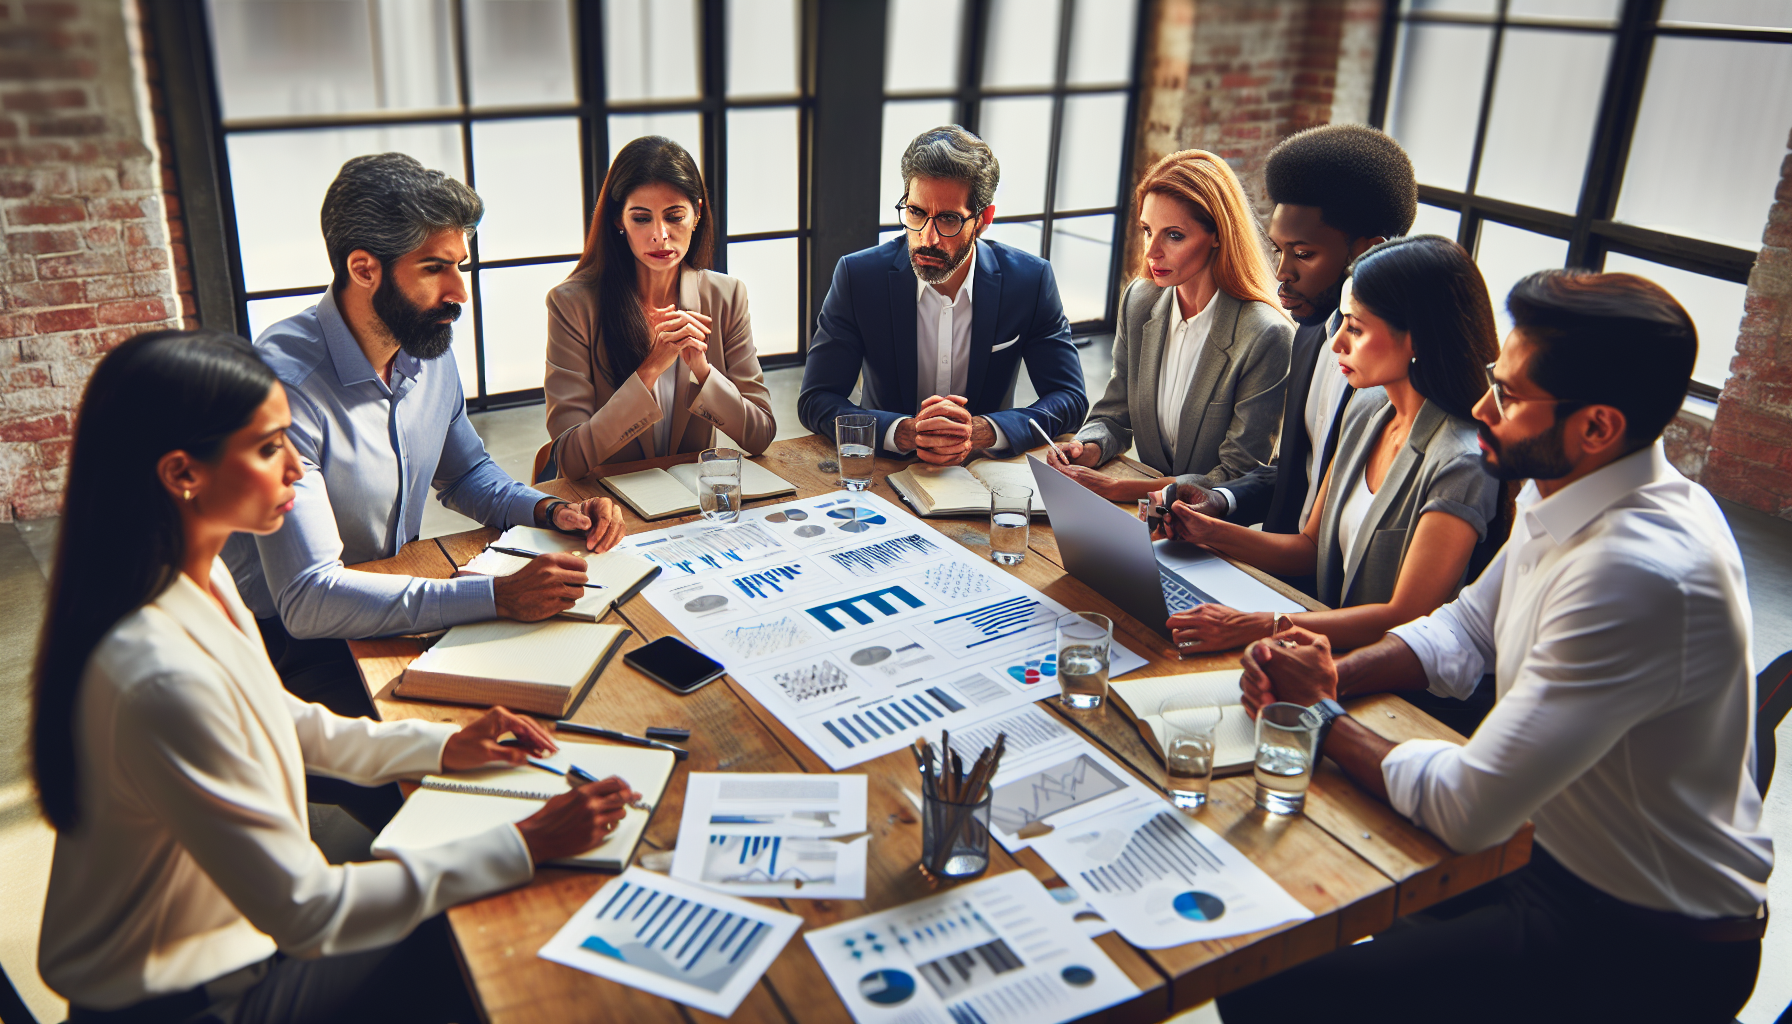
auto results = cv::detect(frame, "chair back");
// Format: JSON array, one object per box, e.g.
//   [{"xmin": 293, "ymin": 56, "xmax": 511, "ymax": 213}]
[
  {"xmin": 531, "ymin": 439, "xmax": 554, "ymax": 485},
  {"xmin": 1758, "ymin": 649, "xmax": 1792, "ymax": 797}
]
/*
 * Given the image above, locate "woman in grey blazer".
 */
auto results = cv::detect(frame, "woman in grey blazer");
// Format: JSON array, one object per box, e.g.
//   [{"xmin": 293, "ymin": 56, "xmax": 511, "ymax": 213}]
[
  {"xmin": 1051, "ymin": 150, "xmax": 1292, "ymax": 502},
  {"xmin": 1159, "ymin": 236, "xmax": 1505, "ymax": 652}
]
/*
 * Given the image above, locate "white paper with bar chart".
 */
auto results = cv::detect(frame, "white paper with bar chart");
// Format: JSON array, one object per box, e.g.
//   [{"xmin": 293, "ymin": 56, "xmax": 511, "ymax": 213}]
[
  {"xmin": 619, "ymin": 492, "xmax": 1146, "ymax": 770},
  {"xmin": 1027, "ymin": 802, "xmax": 1315, "ymax": 948}
]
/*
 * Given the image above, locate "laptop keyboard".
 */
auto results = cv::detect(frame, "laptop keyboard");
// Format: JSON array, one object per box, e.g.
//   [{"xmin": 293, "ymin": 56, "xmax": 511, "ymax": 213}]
[{"xmin": 1159, "ymin": 566, "xmax": 1211, "ymax": 614}]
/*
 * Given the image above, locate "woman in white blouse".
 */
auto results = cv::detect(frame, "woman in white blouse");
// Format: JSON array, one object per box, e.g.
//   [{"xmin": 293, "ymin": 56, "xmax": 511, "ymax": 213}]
[
  {"xmin": 35, "ymin": 330, "xmax": 637, "ymax": 1022},
  {"xmin": 1049, "ymin": 149, "xmax": 1293, "ymax": 502}
]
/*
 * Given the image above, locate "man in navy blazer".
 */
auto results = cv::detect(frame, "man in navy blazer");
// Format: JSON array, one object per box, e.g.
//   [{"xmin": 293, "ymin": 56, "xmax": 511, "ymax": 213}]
[{"xmin": 799, "ymin": 125, "xmax": 1087, "ymax": 463}]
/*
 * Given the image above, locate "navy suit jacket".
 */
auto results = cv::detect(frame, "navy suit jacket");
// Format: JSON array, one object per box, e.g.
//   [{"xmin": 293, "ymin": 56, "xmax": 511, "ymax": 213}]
[{"xmin": 798, "ymin": 237, "xmax": 1088, "ymax": 458}]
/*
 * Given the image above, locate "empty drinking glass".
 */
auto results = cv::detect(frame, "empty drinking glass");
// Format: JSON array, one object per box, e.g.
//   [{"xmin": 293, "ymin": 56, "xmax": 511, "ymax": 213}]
[
  {"xmin": 1056, "ymin": 612, "xmax": 1112, "ymax": 710},
  {"xmin": 989, "ymin": 485, "xmax": 1031, "ymax": 565},
  {"xmin": 1253, "ymin": 702, "xmax": 1322, "ymax": 815},
  {"xmin": 1160, "ymin": 702, "xmax": 1223, "ymax": 812},
  {"xmin": 697, "ymin": 447, "xmax": 742, "ymax": 523},
  {"xmin": 835, "ymin": 414, "xmax": 876, "ymax": 490}
]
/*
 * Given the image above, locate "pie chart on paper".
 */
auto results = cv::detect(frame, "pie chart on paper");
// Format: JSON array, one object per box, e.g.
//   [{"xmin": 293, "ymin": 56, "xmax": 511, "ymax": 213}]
[
  {"xmin": 1172, "ymin": 890, "xmax": 1226, "ymax": 922},
  {"xmin": 858, "ymin": 968, "xmax": 915, "ymax": 1005}
]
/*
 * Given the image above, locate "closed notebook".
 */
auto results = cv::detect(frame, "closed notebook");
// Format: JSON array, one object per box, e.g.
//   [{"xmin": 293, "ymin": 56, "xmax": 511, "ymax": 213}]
[
  {"xmin": 1109, "ymin": 669, "xmax": 1259, "ymax": 775},
  {"xmin": 601, "ymin": 461, "xmax": 797, "ymax": 520},
  {"xmin": 457, "ymin": 526, "xmax": 661, "ymax": 621},
  {"xmin": 396, "ymin": 619, "xmax": 629, "ymax": 717},
  {"xmin": 888, "ymin": 454, "xmax": 1053, "ymax": 518},
  {"xmin": 371, "ymin": 742, "xmax": 676, "ymax": 871}
]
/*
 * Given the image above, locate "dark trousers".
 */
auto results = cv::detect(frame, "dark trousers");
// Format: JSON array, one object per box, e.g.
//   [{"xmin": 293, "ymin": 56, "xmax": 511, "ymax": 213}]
[
  {"xmin": 68, "ymin": 915, "xmax": 478, "ymax": 1024},
  {"xmin": 255, "ymin": 617, "xmax": 403, "ymax": 835},
  {"xmin": 1216, "ymin": 845, "xmax": 1762, "ymax": 1024}
]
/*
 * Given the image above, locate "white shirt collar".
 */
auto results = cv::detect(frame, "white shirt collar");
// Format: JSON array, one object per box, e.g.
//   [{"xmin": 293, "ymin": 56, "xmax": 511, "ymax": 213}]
[
  {"xmin": 915, "ymin": 244, "xmax": 977, "ymax": 306},
  {"xmin": 1523, "ymin": 440, "xmax": 1673, "ymax": 546}
]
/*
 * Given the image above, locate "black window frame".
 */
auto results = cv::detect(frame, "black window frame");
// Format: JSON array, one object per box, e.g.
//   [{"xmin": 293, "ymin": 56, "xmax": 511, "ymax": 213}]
[
  {"xmin": 879, "ymin": 0, "xmax": 1148, "ymax": 334},
  {"xmin": 1370, "ymin": 0, "xmax": 1791, "ymax": 401},
  {"xmin": 151, "ymin": 0, "xmax": 817, "ymax": 411}
]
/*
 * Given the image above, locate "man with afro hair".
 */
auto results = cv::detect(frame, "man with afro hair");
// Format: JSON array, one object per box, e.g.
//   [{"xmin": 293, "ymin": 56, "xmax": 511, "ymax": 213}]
[{"xmin": 1199, "ymin": 124, "xmax": 1417, "ymax": 560}]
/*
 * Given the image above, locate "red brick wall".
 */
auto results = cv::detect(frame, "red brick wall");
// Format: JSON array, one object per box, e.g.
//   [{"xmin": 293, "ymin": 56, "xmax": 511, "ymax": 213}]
[
  {"xmin": 0, "ymin": 0, "xmax": 181, "ymax": 520},
  {"xmin": 1702, "ymin": 128, "xmax": 1792, "ymax": 520}
]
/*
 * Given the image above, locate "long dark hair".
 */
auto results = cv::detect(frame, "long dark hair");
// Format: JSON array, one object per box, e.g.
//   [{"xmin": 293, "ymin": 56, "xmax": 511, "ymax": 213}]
[
  {"xmin": 33, "ymin": 329, "xmax": 278, "ymax": 831},
  {"xmin": 1347, "ymin": 234, "xmax": 1499, "ymax": 421},
  {"xmin": 568, "ymin": 136, "xmax": 715, "ymax": 385}
]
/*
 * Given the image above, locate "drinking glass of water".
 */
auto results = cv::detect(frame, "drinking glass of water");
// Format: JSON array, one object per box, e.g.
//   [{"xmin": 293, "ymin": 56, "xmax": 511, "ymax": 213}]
[
  {"xmin": 989, "ymin": 486, "xmax": 1031, "ymax": 565},
  {"xmin": 1055, "ymin": 612, "xmax": 1112, "ymax": 710},
  {"xmin": 1160, "ymin": 702, "xmax": 1222, "ymax": 812},
  {"xmin": 835, "ymin": 414, "xmax": 876, "ymax": 490},
  {"xmin": 697, "ymin": 447, "xmax": 743, "ymax": 523},
  {"xmin": 1253, "ymin": 702, "xmax": 1322, "ymax": 815}
]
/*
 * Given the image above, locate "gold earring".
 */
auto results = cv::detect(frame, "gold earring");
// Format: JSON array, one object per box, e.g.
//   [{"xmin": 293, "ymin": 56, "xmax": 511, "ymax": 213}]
[{"xmin": 183, "ymin": 489, "xmax": 191, "ymax": 501}]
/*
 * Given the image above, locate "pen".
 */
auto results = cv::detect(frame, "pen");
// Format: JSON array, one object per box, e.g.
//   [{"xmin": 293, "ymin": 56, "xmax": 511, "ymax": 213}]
[
  {"xmin": 1027, "ymin": 418, "xmax": 1066, "ymax": 464},
  {"xmin": 566, "ymin": 763, "xmax": 654, "ymax": 812},
  {"xmin": 555, "ymin": 720, "xmax": 690, "ymax": 761},
  {"xmin": 487, "ymin": 545, "xmax": 606, "ymax": 588}
]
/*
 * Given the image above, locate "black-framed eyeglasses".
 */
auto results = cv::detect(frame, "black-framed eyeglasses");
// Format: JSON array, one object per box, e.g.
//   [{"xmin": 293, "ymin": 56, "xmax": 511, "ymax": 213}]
[
  {"xmin": 895, "ymin": 200, "xmax": 982, "ymax": 238},
  {"xmin": 1483, "ymin": 361, "xmax": 1574, "ymax": 420}
]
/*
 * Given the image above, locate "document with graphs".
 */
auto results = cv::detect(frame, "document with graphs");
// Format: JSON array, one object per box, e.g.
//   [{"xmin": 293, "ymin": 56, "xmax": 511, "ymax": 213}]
[{"xmin": 618, "ymin": 492, "xmax": 1145, "ymax": 770}]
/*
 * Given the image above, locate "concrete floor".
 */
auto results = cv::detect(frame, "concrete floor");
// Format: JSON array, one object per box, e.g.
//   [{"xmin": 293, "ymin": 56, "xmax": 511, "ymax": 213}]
[{"xmin": 1, "ymin": 349, "xmax": 1788, "ymax": 1023}]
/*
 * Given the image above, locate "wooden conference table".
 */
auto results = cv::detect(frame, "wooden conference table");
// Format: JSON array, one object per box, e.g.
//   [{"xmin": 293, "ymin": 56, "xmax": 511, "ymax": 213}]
[{"xmin": 348, "ymin": 434, "xmax": 1531, "ymax": 1023}]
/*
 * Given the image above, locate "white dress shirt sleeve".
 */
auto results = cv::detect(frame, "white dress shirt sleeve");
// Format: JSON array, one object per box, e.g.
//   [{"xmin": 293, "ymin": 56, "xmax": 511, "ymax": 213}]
[
  {"xmin": 1381, "ymin": 555, "xmax": 1692, "ymax": 854},
  {"xmin": 115, "ymin": 672, "xmax": 533, "ymax": 960}
]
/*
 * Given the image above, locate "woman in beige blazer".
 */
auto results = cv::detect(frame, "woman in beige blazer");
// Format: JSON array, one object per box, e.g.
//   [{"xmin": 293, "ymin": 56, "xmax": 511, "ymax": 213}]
[
  {"xmin": 544, "ymin": 136, "xmax": 775, "ymax": 480},
  {"xmin": 1158, "ymin": 235, "xmax": 1505, "ymax": 653},
  {"xmin": 1051, "ymin": 150, "xmax": 1293, "ymax": 502}
]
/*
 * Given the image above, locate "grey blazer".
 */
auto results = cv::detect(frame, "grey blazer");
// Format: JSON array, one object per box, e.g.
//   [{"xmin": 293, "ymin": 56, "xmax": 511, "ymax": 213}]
[
  {"xmin": 1314, "ymin": 389, "xmax": 1499, "ymax": 609},
  {"xmin": 1075, "ymin": 281, "xmax": 1293, "ymax": 491}
]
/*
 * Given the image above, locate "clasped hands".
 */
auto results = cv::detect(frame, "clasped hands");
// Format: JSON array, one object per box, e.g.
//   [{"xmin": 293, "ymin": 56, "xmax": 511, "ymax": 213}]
[
  {"xmin": 637, "ymin": 304, "xmax": 714, "ymax": 386},
  {"xmin": 1238, "ymin": 625, "xmax": 1338, "ymax": 718},
  {"xmin": 493, "ymin": 496, "xmax": 626, "ymax": 621},
  {"xmin": 440, "ymin": 707, "xmax": 642, "ymax": 864},
  {"xmin": 894, "ymin": 394, "xmax": 998, "ymax": 465}
]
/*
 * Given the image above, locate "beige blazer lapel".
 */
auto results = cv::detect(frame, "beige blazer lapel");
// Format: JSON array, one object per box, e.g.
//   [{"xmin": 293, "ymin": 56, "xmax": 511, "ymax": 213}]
[
  {"xmin": 1339, "ymin": 399, "xmax": 1448, "ymax": 597},
  {"xmin": 1131, "ymin": 285, "xmax": 1175, "ymax": 466},
  {"xmin": 1171, "ymin": 290, "xmax": 1240, "ymax": 474}
]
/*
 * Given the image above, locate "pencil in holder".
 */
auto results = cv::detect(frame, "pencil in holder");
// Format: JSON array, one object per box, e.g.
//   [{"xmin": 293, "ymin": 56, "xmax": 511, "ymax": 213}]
[{"xmin": 920, "ymin": 783, "xmax": 992, "ymax": 880}]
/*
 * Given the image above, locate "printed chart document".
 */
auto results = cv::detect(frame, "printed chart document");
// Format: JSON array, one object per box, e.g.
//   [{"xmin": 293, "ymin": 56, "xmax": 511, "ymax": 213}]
[
  {"xmin": 934, "ymin": 703, "xmax": 1160, "ymax": 852},
  {"xmin": 617, "ymin": 491, "xmax": 1146, "ymax": 770},
  {"xmin": 1109, "ymin": 669, "xmax": 1259, "ymax": 774},
  {"xmin": 1029, "ymin": 802, "xmax": 1315, "ymax": 949},
  {"xmin": 671, "ymin": 772, "xmax": 869, "ymax": 899},
  {"xmin": 458, "ymin": 526, "xmax": 661, "ymax": 622},
  {"xmin": 805, "ymin": 869, "xmax": 1138, "ymax": 1024},
  {"xmin": 538, "ymin": 867, "xmax": 801, "ymax": 1017}
]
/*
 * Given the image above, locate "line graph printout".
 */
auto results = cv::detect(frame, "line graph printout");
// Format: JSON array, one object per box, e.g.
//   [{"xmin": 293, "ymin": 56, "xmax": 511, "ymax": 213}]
[
  {"xmin": 622, "ymin": 491, "xmax": 1143, "ymax": 770},
  {"xmin": 538, "ymin": 867, "xmax": 801, "ymax": 1016},
  {"xmin": 672, "ymin": 773, "xmax": 869, "ymax": 900},
  {"xmin": 1029, "ymin": 803, "xmax": 1314, "ymax": 949},
  {"xmin": 805, "ymin": 869, "xmax": 1137, "ymax": 1024}
]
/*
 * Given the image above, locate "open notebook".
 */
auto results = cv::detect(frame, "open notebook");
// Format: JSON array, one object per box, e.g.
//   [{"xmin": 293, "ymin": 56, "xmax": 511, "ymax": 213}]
[
  {"xmin": 600, "ymin": 461, "xmax": 796, "ymax": 520},
  {"xmin": 458, "ymin": 526, "xmax": 661, "ymax": 621},
  {"xmin": 396, "ymin": 618, "xmax": 629, "ymax": 717},
  {"xmin": 371, "ymin": 742, "xmax": 676, "ymax": 870},
  {"xmin": 1109, "ymin": 669, "xmax": 1259, "ymax": 775},
  {"xmin": 888, "ymin": 454, "xmax": 1053, "ymax": 518}
]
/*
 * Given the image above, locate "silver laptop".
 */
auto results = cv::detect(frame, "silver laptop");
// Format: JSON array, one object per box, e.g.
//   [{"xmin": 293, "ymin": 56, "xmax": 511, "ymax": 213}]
[{"xmin": 1027, "ymin": 455, "xmax": 1215, "ymax": 637}]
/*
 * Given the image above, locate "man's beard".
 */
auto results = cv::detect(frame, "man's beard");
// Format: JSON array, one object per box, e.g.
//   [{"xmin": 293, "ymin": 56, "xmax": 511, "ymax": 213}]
[
  {"xmin": 1479, "ymin": 418, "xmax": 1574, "ymax": 482},
  {"xmin": 1284, "ymin": 275, "xmax": 1345, "ymax": 328},
  {"xmin": 909, "ymin": 231, "xmax": 976, "ymax": 285},
  {"xmin": 372, "ymin": 273, "xmax": 459, "ymax": 360}
]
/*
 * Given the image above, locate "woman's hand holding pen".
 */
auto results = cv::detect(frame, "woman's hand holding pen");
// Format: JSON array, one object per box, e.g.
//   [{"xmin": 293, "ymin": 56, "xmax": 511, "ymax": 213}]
[
  {"xmin": 442, "ymin": 706, "xmax": 558, "ymax": 771},
  {"xmin": 516, "ymin": 775, "xmax": 642, "ymax": 863},
  {"xmin": 1049, "ymin": 439, "xmax": 1103, "ymax": 468}
]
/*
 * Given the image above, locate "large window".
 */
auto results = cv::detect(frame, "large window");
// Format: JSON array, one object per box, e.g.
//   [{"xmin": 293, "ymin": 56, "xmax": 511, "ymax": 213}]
[
  {"xmin": 197, "ymin": 0, "xmax": 809, "ymax": 408},
  {"xmin": 879, "ymin": 0, "xmax": 1143, "ymax": 329},
  {"xmin": 1375, "ymin": 0, "xmax": 1792, "ymax": 397}
]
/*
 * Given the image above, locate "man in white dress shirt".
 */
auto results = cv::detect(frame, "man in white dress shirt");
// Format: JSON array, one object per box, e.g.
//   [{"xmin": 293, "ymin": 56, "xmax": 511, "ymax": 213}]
[
  {"xmin": 798, "ymin": 126, "xmax": 1087, "ymax": 463},
  {"xmin": 1217, "ymin": 270, "xmax": 1772, "ymax": 1024}
]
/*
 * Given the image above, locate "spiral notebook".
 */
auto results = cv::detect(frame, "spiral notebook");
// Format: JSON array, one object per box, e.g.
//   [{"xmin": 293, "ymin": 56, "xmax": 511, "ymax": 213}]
[{"xmin": 371, "ymin": 742, "xmax": 677, "ymax": 870}]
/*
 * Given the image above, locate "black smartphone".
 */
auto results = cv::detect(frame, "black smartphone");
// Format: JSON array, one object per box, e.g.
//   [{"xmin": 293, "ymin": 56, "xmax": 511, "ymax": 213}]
[{"xmin": 625, "ymin": 636, "xmax": 726, "ymax": 695}]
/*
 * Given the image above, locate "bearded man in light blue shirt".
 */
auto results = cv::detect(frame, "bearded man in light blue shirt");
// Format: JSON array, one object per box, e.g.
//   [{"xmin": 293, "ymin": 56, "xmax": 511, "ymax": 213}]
[{"xmin": 225, "ymin": 154, "xmax": 625, "ymax": 746}]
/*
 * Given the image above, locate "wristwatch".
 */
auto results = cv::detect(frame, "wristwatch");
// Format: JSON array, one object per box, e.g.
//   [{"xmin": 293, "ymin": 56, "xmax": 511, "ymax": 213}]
[
  {"xmin": 1309, "ymin": 697, "xmax": 1347, "ymax": 749},
  {"xmin": 542, "ymin": 499, "xmax": 574, "ymax": 532}
]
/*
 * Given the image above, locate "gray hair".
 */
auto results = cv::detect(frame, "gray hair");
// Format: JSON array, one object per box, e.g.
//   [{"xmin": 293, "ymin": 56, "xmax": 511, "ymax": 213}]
[
  {"xmin": 321, "ymin": 152, "xmax": 483, "ymax": 289},
  {"xmin": 900, "ymin": 125, "xmax": 1000, "ymax": 211}
]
